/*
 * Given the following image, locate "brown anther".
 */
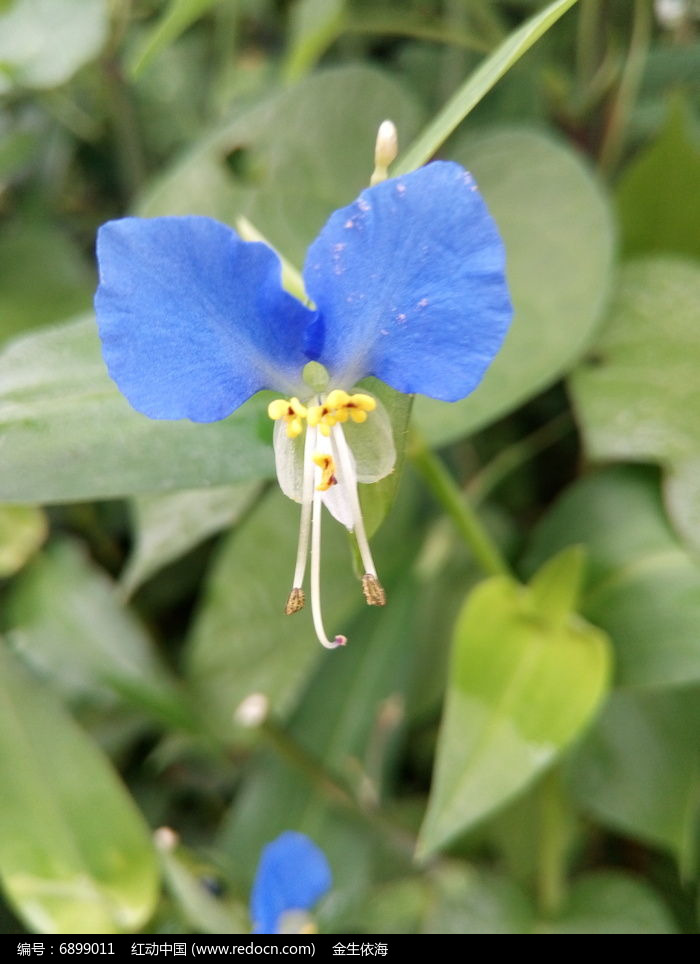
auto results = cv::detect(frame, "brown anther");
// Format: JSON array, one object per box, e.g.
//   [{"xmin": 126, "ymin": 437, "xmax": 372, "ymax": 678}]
[
  {"xmin": 285, "ymin": 587, "xmax": 305, "ymax": 615},
  {"xmin": 362, "ymin": 573, "xmax": 387, "ymax": 607}
]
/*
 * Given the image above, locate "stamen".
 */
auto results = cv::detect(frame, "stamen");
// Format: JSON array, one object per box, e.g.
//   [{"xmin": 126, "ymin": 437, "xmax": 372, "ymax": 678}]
[
  {"xmin": 362, "ymin": 573, "xmax": 387, "ymax": 607},
  {"xmin": 268, "ymin": 396, "xmax": 308, "ymax": 439},
  {"xmin": 285, "ymin": 421, "xmax": 316, "ymax": 613},
  {"xmin": 330, "ymin": 423, "xmax": 387, "ymax": 607},
  {"xmin": 312, "ymin": 453, "xmax": 337, "ymax": 491},
  {"xmin": 285, "ymin": 587, "xmax": 305, "ymax": 615},
  {"xmin": 310, "ymin": 427, "xmax": 347, "ymax": 649}
]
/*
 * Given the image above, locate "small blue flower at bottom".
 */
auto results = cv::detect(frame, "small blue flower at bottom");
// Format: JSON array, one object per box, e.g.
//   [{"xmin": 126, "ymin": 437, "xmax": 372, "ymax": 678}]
[
  {"xmin": 94, "ymin": 160, "xmax": 512, "ymax": 647},
  {"xmin": 250, "ymin": 831, "xmax": 332, "ymax": 934}
]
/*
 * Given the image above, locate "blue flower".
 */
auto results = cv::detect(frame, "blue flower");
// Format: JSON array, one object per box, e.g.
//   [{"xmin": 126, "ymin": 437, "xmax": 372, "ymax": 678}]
[
  {"xmin": 95, "ymin": 160, "xmax": 511, "ymax": 647},
  {"xmin": 250, "ymin": 831, "xmax": 332, "ymax": 934}
]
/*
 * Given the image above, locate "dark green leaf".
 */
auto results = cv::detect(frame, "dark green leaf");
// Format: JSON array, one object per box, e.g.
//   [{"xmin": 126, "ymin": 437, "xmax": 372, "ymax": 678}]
[
  {"xmin": 0, "ymin": 317, "xmax": 275, "ymax": 503},
  {"xmin": 568, "ymin": 686, "xmax": 700, "ymax": 875},
  {"xmin": 524, "ymin": 466, "xmax": 700, "ymax": 689},
  {"xmin": 570, "ymin": 256, "xmax": 700, "ymax": 554}
]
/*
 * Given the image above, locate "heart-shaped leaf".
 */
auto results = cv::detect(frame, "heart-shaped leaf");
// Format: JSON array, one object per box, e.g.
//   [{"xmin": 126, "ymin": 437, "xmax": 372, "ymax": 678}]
[{"xmin": 418, "ymin": 559, "xmax": 610, "ymax": 857}]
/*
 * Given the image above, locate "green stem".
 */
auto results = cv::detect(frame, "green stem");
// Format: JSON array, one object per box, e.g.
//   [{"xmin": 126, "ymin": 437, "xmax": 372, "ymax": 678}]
[
  {"xmin": 537, "ymin": 767, "xmax": 569, "ymax": 919},
  {"xmin": 575, "ymin": 0, "xmax": 602, "ymax": 92},
  {"xmin": 598, "ymin": 0, "xmax": 651, "ymax": 176},
  {"xmin": 260, "ymin": 717, "xmax": 417, "ymax": 860},
  {"xmin": 467, "ymin": 411, "xmax": 573, "ymax": 505},
  {"xmin": 410, "ymin": 432, "xmax": 511, "ymax": 578}
]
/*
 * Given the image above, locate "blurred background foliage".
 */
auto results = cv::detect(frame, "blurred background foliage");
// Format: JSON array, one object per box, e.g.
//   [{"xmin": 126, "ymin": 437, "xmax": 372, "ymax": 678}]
[{"xmin": 0, "ymin": 0, "xmax": 699, "ymax": 935}]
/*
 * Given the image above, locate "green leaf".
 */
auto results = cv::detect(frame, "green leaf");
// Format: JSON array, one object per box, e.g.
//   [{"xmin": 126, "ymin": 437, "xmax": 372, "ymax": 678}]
[
  {"xmin": 139, "ymin": 65, "xmax": 424, "ymax": 268},
  {"xmin": 617, "ymin": 98, "xmax": 700, "ymax": 260},
  {"xmin": 128, "ymin": 0, "xmax": 221, "ymax": 78},
  {"xmin": 0, "ymin": 642, "xmax": 159, "ymax": 933},
  {"xmin": 0, "ymin": 0, "xmax": 108, "ymax": 93},
  {"xmin": 413, "ymin": 128, "xmax": 614, "ymax": 444},
  {"xmin": 567, "ymin": 686, "xmax": 700, "ymax": 875},
  {"xmin": 0, "ymin": 504, "xmax": 47, "ymax": 577},
  {"xmin": 185, "ymin": 487, "xmax": 364, "ymax": 742},
  {"xmin": 570, "ymin": 256, "xmax": 700, "ymax": 551},
  {"xmin": 393, "ymin": 0, "xmax": 581, "ymax": 175},
  {"xmin": 546, "ymin": 872, "xmax": 678, "ymax": 935},
  {"xmin": 0, "ymin": 317, "xmax": 275, "ymax": 503},
  {"xmin": 529, "ymin": 545, "xmax": 585, "ymax": 625},
  {"xmin": 418, "ymin": 571, "xmax": 611, "ymax": 857},
  {"xmin": 524, "ymin": 466, "xmax": 700, "ymax": 689},
  {"xmin": 359, "ymin": 866, "xmax": 534, "ymax": 935},
  {"xmin": 121, "ymin": 482, "xmax": 261, "ymax": 597},
  {"xmin": 283, "ymin": 0, "xmax": 346, "ymax": 82},
  {"xmin": 6, "ymin": 540, "xmax": 190, "ymax": 728},
  {"xmin": 0, "ymin": 221, "xmax": 93, "ymax": 346}
]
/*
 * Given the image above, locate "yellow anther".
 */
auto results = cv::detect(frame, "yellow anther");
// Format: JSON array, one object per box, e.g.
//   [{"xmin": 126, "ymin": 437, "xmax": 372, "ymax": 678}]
[
  {"xmin": 348, "ymin": 393, "xmax": 376, "ymax": 412},
  {"xmin": 312, "ymin": 453, "xmax": 337, "ymax": 491},
  {"xmin": 325, "ymin": 389, "xmax": 350, "ymax": 409},
  {"xmin": 268, "ymin": 397, "xmax": 308, "ymax": 438},
  {"xmin": 307, "ymin": 390, "xmax": 376, "ymax": 436},
  {"xmin": 349, "ymin": 409, "xmax": 368, "ymax": 424}
]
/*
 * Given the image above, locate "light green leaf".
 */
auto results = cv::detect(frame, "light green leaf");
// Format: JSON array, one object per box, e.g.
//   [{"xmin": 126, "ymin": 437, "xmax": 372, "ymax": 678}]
[
  {"xmin": 139, "ymin": 65, "xmax": 424, "ymax": 268},
  {"xmin": 570, "ymin": 256, "xmax": 700, "ymax": 551},
  {"xmin": 0, "ymin": 642, "xmax": 159, "ymax": 933},
  {"xmin": 529, "ymin": 545, "xmax": 585, "ymax": 625},
  {"xmin": 546, "ymin": 872, "xmax": 678, "ymax": 935},
  {"xmin": 5, "ymin": 540, "xmax": 190, "ymax": 729},
  {"xmin": 0, "ymin": 0, "xmax": 108, "ymax": 93},
  {"xmin": 128, "ymin": 0, "xmax": 221, "ymax": 78},
  {"xmin": 121, "ymin": 482, "xmax": 261, "ymax": 597},
  {"xmin": 524, "ymin": 466, "xmax": 700, "ymax": 689},
  {"xmin": 413, "ymin": 128, "xmax": 614, "ymax": 444},
  {"xmin": 567, "ymin": 686, "xmax": 700, "ymax": 875},
  {"xmin": 0, "ymin": 317, "xmax": 275, "ymax": 503},
  {"xmin": 617, "ymin": 98, "xmax": 700, "ymax": 260},
  {"xmin": 394, "ymin": 0, "xmax": 580, "ymax": 175},
  {"xmin": 418, "ymin": 570, "xmax": 610, "ymax": 857},
  {"xmin": 185, "ymin": 487, "xmax": 363, "ymax": 742},
  {"xmin": 283, "ymin": 0, "xmax": 346, "ymax": 82},
  {"xmin": 0, "ymin": 504, "xmax": 46, "ymax": 577}
]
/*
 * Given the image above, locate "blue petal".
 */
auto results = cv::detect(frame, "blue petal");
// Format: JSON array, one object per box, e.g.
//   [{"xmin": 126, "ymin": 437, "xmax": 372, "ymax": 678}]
[
  {"xmin": 95, "ymin": 217, "xmax": 315, "ymax": 422},
  {"xmin": 250, "ymin": 831, "xmax": 332, "ymax": 934},
  {"xmin": 303, "ymin": 161, "xmax": 512, "ymax": 401}
]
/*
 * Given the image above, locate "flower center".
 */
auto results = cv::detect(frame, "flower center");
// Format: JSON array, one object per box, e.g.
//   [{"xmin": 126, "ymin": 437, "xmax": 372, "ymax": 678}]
[{"xmin": 267, "ymin": 388, "xmax": 387, "ymax": 649}]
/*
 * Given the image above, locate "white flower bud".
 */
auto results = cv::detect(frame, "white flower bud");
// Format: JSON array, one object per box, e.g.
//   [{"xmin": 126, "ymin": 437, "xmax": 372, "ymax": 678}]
[{"xmin": 234, "ymin": 692, "xmax": 269, "ymax": 727}]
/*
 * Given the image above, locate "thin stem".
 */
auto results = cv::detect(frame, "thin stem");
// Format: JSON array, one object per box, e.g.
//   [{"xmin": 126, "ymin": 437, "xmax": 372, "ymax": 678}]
[
  {"xmin": 260, "ymin": 716, "xmax": 417, "ymax": 861},
  {"xmin": 467, "ymin": 411, "xmax": 573, "ymax": 505},
  {"xmin": 598, "ymin": 0, "xmax": 651, "ymax": 176},
  {"xmin": 537, "ymin": 767, "xmax": 569, "ymax": 919},
  {"xmin": 410, "ymin": 432, "xmax": 511, "ymax": 579},
  {"xmin": 576, "ymin": 0, "xmax": 602, "ymax": 92}
]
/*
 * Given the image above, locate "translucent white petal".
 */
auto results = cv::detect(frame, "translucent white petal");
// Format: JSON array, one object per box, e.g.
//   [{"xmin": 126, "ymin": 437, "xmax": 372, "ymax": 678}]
[
  {"xmin": 272, "ymin": 418, "xmax": 305, "ymax": 503},
  {"xmin": 315, "ymin": 429, "xmax": 355, "ymax": 530},
  {"xmin": 341, "ymin": 394, "xmax": 396, "ymax": 484}
]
